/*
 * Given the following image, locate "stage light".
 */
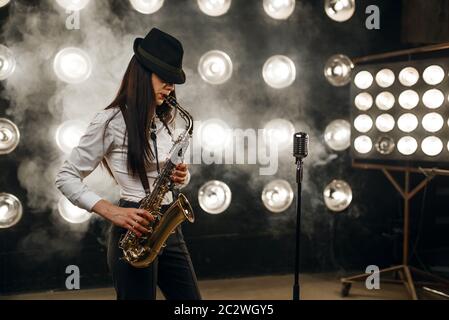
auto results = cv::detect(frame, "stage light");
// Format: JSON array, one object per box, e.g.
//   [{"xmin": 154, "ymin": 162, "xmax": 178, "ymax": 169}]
[
  {"xmin": 197, "ymin": 0, "xmax": 231, "ymax": 16},
  {"xmin": 323, "ymin": 179, "xmax": 353, "ymax": 212},
  {"xmin": 398, "ymin": 67, "xmax": 419, "ymax": 86},
  {"xmin": 198, "ymin": 50, "xmax": 233, "ymax": 85},
  {"xmin": 56, "ymin": 0, "xmax": 90, "ymax": 10},
  {"xmin": 198, "ymin": 180, "xmax": 231, "ymax": 214},
  {"xmin": 354, "ymin": 114, "xmax": 373, "ymax": 133},
  {"xmin": 423, "ymin": 65, "xmax": 445, "ymax": 85},
  {"xmin": 0, "ymin": 118, "xmax": 20, "ymax": 155},
  {"xmin": 324, "ymin": 0, "xmax": 355, "ymax": 22},
  {"xmin": 55, "ymin": 120, "xmax": 87, "ymax": 154},
  {"xmin": 375, "ymin": 114, "xmax": 395, "ymax": 133},
  {"xmin": 324, "ymin": 54, "xmax": 353, "ymax": 86},
  {"xmin": 397, "ymin": 136, "xmax": 417, "ymax": 155},
  {"xmin": 262, "ymin": 55, "xmax": 296, "ymax": 89},
  {"xmin": 261, "ymin": 179, "xmax": 293, "ymax": 213},
  {"xmin": 422, "ymin": 89, "xmax": 444, "ymax": 109},
  {"xmin": 58, "ymin": 196, "xmax": 92, "ymax": 224},
  {"xmin": 199, "ymin": 118, "xmax": 231, "ymax": 152},
  {"xmin": 0, "ymin": 193, "xmax": 22, "ymax": 229},
  {"xmin": 398, "ymin": 90, "xmax": 419, "ymax": 110},
  {"xmin": 53, "ymin": 47, "xmax": 92, "ymax": 84},
  {"xmin": 354, "ymin": 70, "xmax": 373, "ymax": 89},
  {"xmin": 0, "ymin": 44, "xmax": 16, "ymax": 80},
  {"xmin": 375, "ymin": 68, "xmax": 395, "ymax": 88},
  {"xmin": 397, "ymin": 113, "xmax": 418, "ymax": 133},
  {"xmin": 422, "ymin": 113, "xmax": 444, "ymax": 133},
  {"xmin": 129, "ymin": 0, "xmax": 164, "ymax": 14},
  {"xmin": 375, "ymin": 91, "xmax": 395, "ymax": 111},
  {"xmin": 263, "ymin": 0, "xmax": 295, "ymax": 20},
  {"xmin": 351, "ymin": 58, "xmax": 449, "ymax": 162},
  {"xmin": 324, "ymin": 119, "xmax": 351, "ymax": 151},
  {"xmin": 375, "ymin": 136, "xmax": 395, "ymax": 155},
  {"xmin": 354, "ymin": 92, "xmax": 373, "ymax": 111},
  {"xmin": 263, "ymin": 118, "xmax": 295, "ymax": 151},
  {"xmin": 421, "ymin": 136, "xmax": 443, "ymax": 156},
  {"xmin": 354, "ymin": 135, "xmax": 372, "ymax": 154},
  {"xmin": 0, "ymin": 0, "xmax": 10, "ymax": 8}
]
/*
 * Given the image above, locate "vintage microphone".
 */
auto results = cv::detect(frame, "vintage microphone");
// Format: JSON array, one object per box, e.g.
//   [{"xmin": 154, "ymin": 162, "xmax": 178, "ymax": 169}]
[{"xmin": 292, "ymin": 132, "xmax": 308, "ymax": 300}]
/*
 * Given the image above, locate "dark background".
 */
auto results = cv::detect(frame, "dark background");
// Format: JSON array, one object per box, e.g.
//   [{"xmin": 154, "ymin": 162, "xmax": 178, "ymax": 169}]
[{"xmin": 1, "ymin": 0, "xmax": 449, "ymax": 295}]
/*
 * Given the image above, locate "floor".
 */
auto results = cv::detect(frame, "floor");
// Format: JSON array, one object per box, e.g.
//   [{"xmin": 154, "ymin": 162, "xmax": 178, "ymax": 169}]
[{"xmin": 1, "ymin": 273, "xmax": 428, "ymax": 300}]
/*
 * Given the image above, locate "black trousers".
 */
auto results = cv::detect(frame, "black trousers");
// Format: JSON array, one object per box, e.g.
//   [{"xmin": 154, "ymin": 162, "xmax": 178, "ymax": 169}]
[{"xmin": 107, "ymin": 199, "xmax": 202, "ymax": 300}]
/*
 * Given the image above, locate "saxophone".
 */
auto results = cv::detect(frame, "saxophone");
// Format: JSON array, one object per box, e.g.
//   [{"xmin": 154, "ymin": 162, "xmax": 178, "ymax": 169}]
[{"xmin": 119, "ymin": 96, "xmax": 195, "ymax": 268}]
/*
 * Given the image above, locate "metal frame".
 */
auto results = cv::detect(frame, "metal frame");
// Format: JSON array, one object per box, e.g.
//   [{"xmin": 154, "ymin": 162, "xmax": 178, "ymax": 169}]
[{"xmin": 340, "ymin": 161, "xmax": 449, "ymax": 300}]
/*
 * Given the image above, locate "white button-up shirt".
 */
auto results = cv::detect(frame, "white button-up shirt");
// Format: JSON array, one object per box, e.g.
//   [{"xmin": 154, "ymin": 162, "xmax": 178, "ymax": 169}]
[{"xmin": 55, "ymin": 107, "xmax": 190, "ymax": 212}]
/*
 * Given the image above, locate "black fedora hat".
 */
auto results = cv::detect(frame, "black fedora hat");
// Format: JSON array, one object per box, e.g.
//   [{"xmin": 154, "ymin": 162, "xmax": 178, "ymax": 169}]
[{"xmin": 133, "ymin": 27, "xmax": 186, "ymax": 84}]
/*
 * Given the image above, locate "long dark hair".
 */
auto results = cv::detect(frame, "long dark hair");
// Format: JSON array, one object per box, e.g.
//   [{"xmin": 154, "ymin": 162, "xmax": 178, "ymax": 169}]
[{"xmin": 101, "ymin": 55, "xmax": 176, "ymax": 178}]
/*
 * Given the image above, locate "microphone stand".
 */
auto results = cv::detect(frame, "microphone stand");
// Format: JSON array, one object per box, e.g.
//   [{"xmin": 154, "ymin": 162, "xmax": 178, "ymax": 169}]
[{"xmin": 293, "ymin": 157, "xmax": 303, "ymax": 300}]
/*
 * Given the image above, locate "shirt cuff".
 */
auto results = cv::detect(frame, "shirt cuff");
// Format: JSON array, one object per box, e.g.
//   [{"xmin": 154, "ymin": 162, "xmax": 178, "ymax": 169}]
[{"xmin": 76, "ymin": 191, "xmax": 103, "ymax": 212}]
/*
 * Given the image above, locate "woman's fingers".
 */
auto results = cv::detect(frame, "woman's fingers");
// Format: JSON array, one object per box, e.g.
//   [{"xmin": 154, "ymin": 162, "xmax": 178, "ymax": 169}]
[
  {"xmin": 135, "ymin": 209, "xmax": 154, "ymax": 221},
  {"xmin": 176, "ymin": 163, "xmax": 187, "ymax": 171},
  {"xmin": 125, "ymin": 223, "xmax": 142, "ymax": 237},
  {"xmin": 127, "ymin": 218, "xmax": 150, "ymax": 234},
  {"xmin": 130, "ymin": 213, "xmax": 150, "ymax": 226},
  {"xmin": 172, "ymin": 169, "xmax": 187, "ymax": 178}
]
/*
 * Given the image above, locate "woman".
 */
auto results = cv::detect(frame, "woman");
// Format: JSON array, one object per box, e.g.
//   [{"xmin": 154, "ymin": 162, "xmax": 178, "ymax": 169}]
[{"xmin": 55, "ymin": 28, "xmax": 201, "ymax": 300}]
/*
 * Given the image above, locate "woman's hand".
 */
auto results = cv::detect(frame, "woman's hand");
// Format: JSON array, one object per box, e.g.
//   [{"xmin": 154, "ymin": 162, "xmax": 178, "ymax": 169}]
[
  {"xmin": 171, "ymin": 163, "xmax": 188, "ymax": 185},
  {"xmin": 108, "ymin": 207, "xmax": 155, "ymax": 237},
  {"xmin": 92, "ymin": 200, "xmax": 154, "ymax": 237}
]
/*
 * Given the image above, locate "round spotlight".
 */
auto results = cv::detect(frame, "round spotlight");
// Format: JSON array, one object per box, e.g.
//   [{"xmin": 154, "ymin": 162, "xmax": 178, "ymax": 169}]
[
  {"xmin": 422, "ymin": 113, "xmax": 444, "ymax": 133},
  {"xmin": 53, "ymin": 47, "xmax": 92, "ymax": 84},
  {"xmin": 422, "ymin": 89, "xmax": 444, "ymax": 109},
  {"xmin": 262, "ymin": 55, "xmax": 296, "ymax": 89},
  {"xmin": 354, "ymin": 114, "xmax": 373, "ymax": 133},
  {"xmin": 354, "ymin": 70, "xmax": 373, "ymax": 89},
  {"xmin": 198, "ymin": 50, "xmax": 233, "ymax": 85},
  {"xmin": 263, "ymin": 118, "xmax": 295, "ymax": 151},
  {"xmin": 324, "ymin": 0, "xmax": 355, "ymax": 22},
  {"xmin": 324, "ymin": 54, "xmax": 353, "ymax": 86},
  {"xmin": 354, "ymin": 135, "xmax": 372, "ymax": 154},
  {"xmin": 58, "ymin": 196, "xmax": 92, "ymax": 224},
  {"xmin": 398, "ymin": 67, "xmax": 419, "ymax": 86},
  {"xmin": 397, "ymin": 113, "xmax": 418, "ymax": 133},
  {"xmin": 0, "ymin": 193, "xmax": 23, "ymax": 229},
  {"xmin": 261, "ymin": 179, "xmax": 294, "ymax": 213},
  {"xmin": 375, "ymin": 69, "xmax": 395, "ymax": 88},
  {"xmin": 129, "ymin": 0, "xmax": 164, "ymax": 14},
  {"xmin": 323, "ymin": 179, "xmax": 353, "ymax": 212},
  {"xmin": 0, "ymin": 118, "xmax": 20, "ymax": 155},
  {"xmin": 324, "ymin": 119, "xmax": 351, "ymax": 151},
  {"xmin": 375, "ymin": 136, "xmax": 395, "ymax": 155},
  {"xmin": 423, "ymin": 65, "xmax": 445, "ymax": 85},
  {"xmin": 55, "ymin": 120, "xmax": 87, "ymax": 154},
  {"xmin": 0, "ymin": 44, "xmax": 16, "ymax": 80},
  {"xmin": 354, "ymin": 92, "xmax": 373, "ymax": 111},
  {"xmin": 263, "ymin": 0, "xmax": 295, "ymax": 20},
  {"xmin": 375, "ymin": 91, "xmax": 395, "ymax": 110},
  {"xmin": 421, "ymin": 136, "xmax": 443, "ymax": 156},
  {"xmin": 198, "ymin": 180, "xmax": 232, "ymax": 214},
  {"xmin": 398, "ymin": 90, "xmax": 419, "ymax": 110},
  {"xmin": 199, "ymin": 118, "xmax": 232, "ymax": 152},
  {"xmin": 375, "ymin": 114, "xmax": 395, "ymax": 132},
  {"xmin": 397, "ymin": 136, "xmax": 418, "ymax": 155},
  {"xmin": 198, "ymin": 0, "xmax": 231, "ymax": 16},
  {"xmin": 56, "ymin": 0, "xmax": 90, "ymax": 10},
  {"xmin": 0, "ymin": 0, "xmax": 11, "ymax": 8}
]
